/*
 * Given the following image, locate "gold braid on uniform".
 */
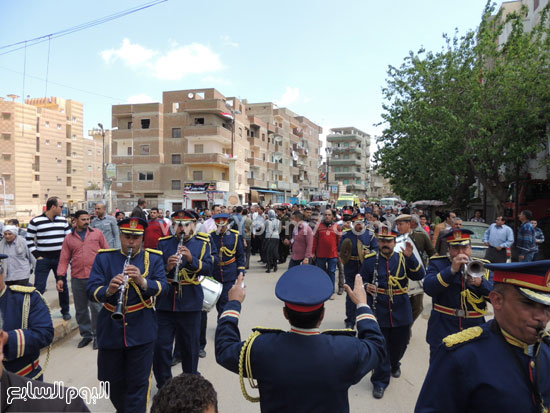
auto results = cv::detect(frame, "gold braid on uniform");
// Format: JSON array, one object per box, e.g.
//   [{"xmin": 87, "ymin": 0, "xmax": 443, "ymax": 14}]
[
  {"xmin": 129, "ymin": 251, "xmax": 155, "ymax": 309},
  {"xmin": 386, "ymin": 254, "xmax": 408, "ymax": 299},
  {"xmin": 460, "ymin": 269, "xmax": 490, "ymax": 315},
  {"xmin": 180, "ymin": 241, "xmax": 207, "ymax": 285},
  {"xmin": 21, "ymin": 289, "xmax": 53, "ymax": 380},
  {"xmin": 238, "ymin": 331, "xmax": 261, "ymax": 403}
]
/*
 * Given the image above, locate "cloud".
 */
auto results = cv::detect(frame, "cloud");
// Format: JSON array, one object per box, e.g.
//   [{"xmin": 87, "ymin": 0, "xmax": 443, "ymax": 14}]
[
  {"xmin": 100, "ymin": 39, "xmax": 224, "ymax": 81},
  {"xmin": 220, "ymin": 35, "xmax": 239, "ymax": 48},
  {"xmin": 201, "ymin": 75, "xmax": 232, "ymax": 86},
  {"xmin": 274, "ymin": 87, "xmax": 300, "ymax": 107},
  {"xmin": 101, "ymin": 38, "xmax": 156, "ymax": 66},
  {"xmin": 127, "ymin": 94, "xmax": 155, "ymax": 104}
]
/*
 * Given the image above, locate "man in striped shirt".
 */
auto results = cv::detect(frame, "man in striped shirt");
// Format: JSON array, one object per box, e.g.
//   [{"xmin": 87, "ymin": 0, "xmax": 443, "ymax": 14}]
[{"xmin": 26, "ymin": 197, "xmax": 72, "ymax": 320}]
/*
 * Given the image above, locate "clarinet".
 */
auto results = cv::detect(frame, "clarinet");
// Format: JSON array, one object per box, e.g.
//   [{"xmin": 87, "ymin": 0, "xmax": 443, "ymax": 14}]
[
  {"xmin": 112, "ymin": 248, "xmax": 133, "ymax": 320},
  {"xmin": 372, "ymin": 252, "xmax": 381, "ymax": 313},
  {"xmin": 172, "ymin": 236, "xmax": 185, "ymax": 285}
]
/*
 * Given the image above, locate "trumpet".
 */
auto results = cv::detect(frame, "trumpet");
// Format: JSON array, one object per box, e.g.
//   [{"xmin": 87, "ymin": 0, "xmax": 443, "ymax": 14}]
[
  {"xmin": 464, "ymin": 258, "xmax": 485, "ymax": 279},
  {"xmin": 171, "ymin": 236, "xmax": 185, "ymax": 285},
  {"xmin": 112, "ymin": 247, "xmax": 133, "ymax": 320}
]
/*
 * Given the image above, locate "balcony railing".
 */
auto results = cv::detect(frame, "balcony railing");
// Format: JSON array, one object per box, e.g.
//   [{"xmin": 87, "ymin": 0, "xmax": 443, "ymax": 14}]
[{"xmin": 183, "ymin": 153, "xmax": 230, "ymax": 166}]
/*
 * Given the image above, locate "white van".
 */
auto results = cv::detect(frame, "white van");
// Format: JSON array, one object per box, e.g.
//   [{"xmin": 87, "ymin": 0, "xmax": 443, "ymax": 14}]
[{"xmin": 380, "ymin": 197, "xmax": 400, "ymax": 208}]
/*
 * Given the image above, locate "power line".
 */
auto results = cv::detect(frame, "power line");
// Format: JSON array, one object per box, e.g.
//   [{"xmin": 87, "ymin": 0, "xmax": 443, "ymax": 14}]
[
  {"xmin": 0, "ymin": 0, "xmax": 167, "ymax": 57},
  {"xmin": 0, "ymin": 65, "xmax": 125, "ymax": 101}
]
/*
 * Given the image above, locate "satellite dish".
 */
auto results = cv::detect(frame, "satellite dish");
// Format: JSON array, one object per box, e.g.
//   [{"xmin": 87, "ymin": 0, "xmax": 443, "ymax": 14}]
[{"xmin": 187, "ymin": 92, "xmax": 194, "ymax": 99}]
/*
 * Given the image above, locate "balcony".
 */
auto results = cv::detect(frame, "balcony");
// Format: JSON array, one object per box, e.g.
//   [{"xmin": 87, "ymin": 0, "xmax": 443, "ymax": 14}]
[
  {"xmin": 331, "ymin": 146, "xmax": 362, "ymax": 154},
  {"xmin": 327, "ymin": 133, "xmax": 362, "ymax": 143},
  {"xmin": 248, "ymin": 178, "xmax": 267, "ymax": 187},
  {"xmin": 347, "ymin": 183, "xmax": 367, "ymax": 191},
  {"xmin": 184, "ymin": 125, "xmax": 232, "ymax": 144},
  {"xmin": 246, "ymin": 157, "xmax": 267, "ymax": 169},
  {"xmin": 329, "ymin": 159, "xmax": 362, "ymax": 167},
  {"xmin": 247, "ymin": 137, "xmax": 261, "ymax": 150},
  {"xmin": 292, "ymin": 128, "xmax": 304, "ymax": 138},
  {"xmin": 181, "ymin": 99, "xmax": 229, "ymax": 114},
  {"xmin": 183, "ymin": 153, "xmax": 230, "ymax": 167},
  {"xmin": 335, "ymin": 171, "xmax": 362, "ymax": 180}
]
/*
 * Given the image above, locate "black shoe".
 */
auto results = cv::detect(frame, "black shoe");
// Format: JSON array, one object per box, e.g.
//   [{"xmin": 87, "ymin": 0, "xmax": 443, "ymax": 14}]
[
  {"xmin": 337, "ymin": 287, "xmax": 344, "ymax": 295},
  {"xmin": 199, "ymin": 349, "xmax": 206, "ymax": 358},
  {"xmin": 245, "ymin": 266, "xmax": 249, "ymax": 270},
  {"xmin": 345, "ymin": 322, "xmax": 354, "ymax": 329},
  {"xmin": 391, "ymin": 367, "xmax": 401, "ymax": 378},
  {"xmin": 273, "ymin": 265, "xmax": 278, "ymax": 272},
  {"xmin": 258, "ymin": 260, "xmax": 265, "ymax": 263},
  {"xmin": 93, "ymin": 339, "xmax": 98, "ymax": 350},
  {"xmin": 265, "ymin": 269, "xmax": 271, "ymax": 273},
  {"xmin": 373, "ymin": 387, "xmax": 385, "ymax": 399},
  {"xmin": 62, "ymin": 313, "xmax": 71, "ymax": 321},
  {"xmin": 77, "ymin": 337, "xmax": 92, "ymax": 348},
  {"xmin": 171, "ymin": 357, "xmax": 181, "ymax": 367}
]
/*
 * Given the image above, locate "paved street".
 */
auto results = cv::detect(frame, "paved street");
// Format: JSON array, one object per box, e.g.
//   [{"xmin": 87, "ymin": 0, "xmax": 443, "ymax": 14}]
[{"xmin": 41, "ymin": 258, "xmax": 435, "ymax": 413}]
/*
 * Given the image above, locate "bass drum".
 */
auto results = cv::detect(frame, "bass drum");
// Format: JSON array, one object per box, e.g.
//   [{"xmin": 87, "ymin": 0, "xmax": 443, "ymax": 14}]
[
  {"xmin": 200, "ymin": 276, "xmax": 223, "ymax": 312},
  {"xmin": 394, "ymin": 234, "xmax": 425, "ymax": 297}
]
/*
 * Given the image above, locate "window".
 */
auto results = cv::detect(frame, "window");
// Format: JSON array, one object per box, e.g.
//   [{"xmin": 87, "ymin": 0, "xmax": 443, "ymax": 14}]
[
  {"xmin": 239, "ymin": 128, "xmax": 242, "ymax": 137},
  {"xmin": 2, "ymin": 133, "xmax": 11, "ymax": 140},
  {"xmin": 34, "ymin": 156, "xmax": 40, "ymax": 172},
  {"xmin": 72, "ymin": 134, "xmax": 77, "ymax": 140},
  {"xmin": 222, "ymin": 172, "xmax": 227, "ymax": 180},
  {"xmin": 57, "ymin": 177, "xmax": 62, "ymax": 183},
  {"xmin": 171, "ymin": 180, "xmax": 181, "ymax": 190},
  {"xmin": 87, "ymin": 149, "xmax": 92, "ymax": 156},
  {"xmin": 66, "ymin": 177, "xmax": 71, "ymax": 186},
  {"xmin": 32, "ymin": 194, "xmax": 39, "ymax": 198},
  {"xmin": 171, "ymin": 154, "xmax": 181, "ymax": 164},
  {"xmin": 72, "ymin": 116, "xmax": 77, "ymax": 123},
  {"xmin": 57, "ymin": 159, "xmax": 62, "ymax": 164},
  {"xmin": 45, "ymin": 139, "xmax": 50, "ymax": 145},
  {"xmin": 172, "ymin": 128, "xmax": 181, "ymax": 138},
  {"xmin": 194, "ymin": 144, "xmax": 203, "ymax": 154},
  {"xmin": 344, "ymin": 180, "xmax": 349, "ymax": 184},
  {"xmin": 193, "ymin": 171, "xmax": 203, "ymax": 180},
  {"xmin": 127, "ymin": 146, "xmax": 133, "ymax": 155},
  {"xmin": 2, "ymin": 112, "xmax": 11, "ymax": 120},
  {"xmin": 88, "ymin": 165, "xmax": 92, "ymax": 171},
  {"xmin": 343, "ymin": 167, "xmax": 349, "ymax": 172},
  {"xmin": 140, "ymin": 119, "xmax": 150, "ymax": 129},
  {"xmin": 2, "ymin": 154, "xmax": 11, "ymax": 160},
  {"xmin": 138, "ymin": 172, "xmax": 154, "ymax": 181},
  {"xmin": 34, "ymin": 175, "xmax": 40, "ymax": 181},
  {"xmin": 140, "ymin": 145, "xmax": 150, "ymax": 155},
  {"xmin": 45, "ymin": 121, "xmax": 50, "ymax": 127},
  {"xmin": 57, "ymin": 142, "xmax": 62, "ymax": 148},
  {"xmin": 127, "ymin": 171, "xmax": 132, "ymax": 181},
  {"xmin": 194, "ymin": 118, "xmax": 205, "ymax": 125},
  {"xmin": 128, "ymin": 121, "xmax": 132, "ymax": 129},
  {"xmin": 57, "ymin": 124, "xmax": 62, "ymax": 130},
  {"xmin": 36, "ymin": 118, "xmax": 39, "ymax": 132}
]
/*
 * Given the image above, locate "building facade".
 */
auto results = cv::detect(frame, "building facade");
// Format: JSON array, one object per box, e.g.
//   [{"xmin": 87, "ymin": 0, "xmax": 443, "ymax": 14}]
[
  {"xmin": 326, "ymin": 127, "xmax": 371, "ymax": 199},
  {"xmin": 0, "ymin": 95, "xmax": 95, "ymax": 218},
  {"xmin": 109, "ymin": 88, "xmax": 323, "ymax": 212}
]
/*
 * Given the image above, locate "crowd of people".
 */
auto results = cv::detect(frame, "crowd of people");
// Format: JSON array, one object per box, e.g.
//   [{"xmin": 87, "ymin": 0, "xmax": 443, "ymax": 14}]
[{"xmin": 0, "ymin": 195, "xmax": 548, "ymax": 412}]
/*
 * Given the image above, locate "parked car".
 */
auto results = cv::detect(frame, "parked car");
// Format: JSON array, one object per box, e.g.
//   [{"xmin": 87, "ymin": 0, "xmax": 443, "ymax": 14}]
[{"xmin": 461, "ymin": 221, "xmax": 489, "ymax": 260}]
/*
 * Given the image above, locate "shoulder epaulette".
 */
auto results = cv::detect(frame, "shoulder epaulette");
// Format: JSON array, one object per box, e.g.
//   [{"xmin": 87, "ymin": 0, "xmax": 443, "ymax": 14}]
[
  {"xmin": 98, "ymin": 248, "xmax": 118, "ymax": 253},
  {"xmin": 197, "ymin": 231, "xmax": 210, "ymax": 238},
  {"xmin": 443, "ymin": 326, "xmax": 484, "ymax": 349},
  {"xmin": 146, "ymin": 248, "xmax": 163, "ymax": 256},
  {"xmin": 342, "ymin": 228, "xmax": 351, "ymax": 233},
  {"xmin": 252, "ymin": 326, "xmax": 284, "ymax": 334},
  {"xmin": 322, "ymin": 328, "xmax": 356, "ymax": 337},
  {"xmin": 196, "ymin": 235, "xmax": 210, "ymax": 243},
  {"xmin": 429, "ymin": 255, "xmax": 449, "ymax": 260},
  {"xmin": 365, "ymin": 252, "xmax": 377, "ymax": 259},
  {"xmin": 9, "ymin": 285, "xmax": 36, "ymax": 294},
  {"xmin": 477, "ymin": 258, "xmax": 491, "ymax": 264},
  {"xmin": 208, "ymin": 229, "xmax": 217, "ymax": 234},
  {"xmin": 158, "ymin": 235, "xmax": 173, "ymax": 242},
  {"xmin": 230, "ymin": 229, "xmax": 240, "ymax": 235}
]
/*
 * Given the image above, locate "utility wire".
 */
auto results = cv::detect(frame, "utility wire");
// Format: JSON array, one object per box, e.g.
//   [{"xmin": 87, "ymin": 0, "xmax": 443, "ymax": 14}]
[{"xmin": 0, "ymin": 0, "xmax": 167, "ymax": 56}]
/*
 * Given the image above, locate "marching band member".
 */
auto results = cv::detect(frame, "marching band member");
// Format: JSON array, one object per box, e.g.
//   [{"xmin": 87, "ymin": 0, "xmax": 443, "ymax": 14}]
[
  {"xmin": 153, "ymin": 209, "xmax": 214, "ymax": 388},
  {"xmin": 360, "ymin": 225, "xmax": 425, "ymax": 399},
  {"xmin": 87, "ymin": 217, "xmax": 167, "ymax": 413}
]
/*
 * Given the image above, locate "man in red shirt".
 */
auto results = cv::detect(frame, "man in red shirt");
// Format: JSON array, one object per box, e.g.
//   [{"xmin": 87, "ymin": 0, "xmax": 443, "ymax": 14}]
[
  {"xmin": 144, "ymin": 207, "xmax": 169, "ymax": 249},
  {"xmin": 313, "ymin": 209, "xmax": 341, "ymax": 297},
  {"xmin": 57, "ymin": 210, "xmax": 109, "ymax": 349}
]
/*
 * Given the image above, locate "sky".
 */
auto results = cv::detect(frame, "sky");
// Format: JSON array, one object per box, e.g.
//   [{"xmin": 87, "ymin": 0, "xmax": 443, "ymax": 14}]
[{"xmin": 0, "ymin": 0, "xmax": 492, "ymax": 148}]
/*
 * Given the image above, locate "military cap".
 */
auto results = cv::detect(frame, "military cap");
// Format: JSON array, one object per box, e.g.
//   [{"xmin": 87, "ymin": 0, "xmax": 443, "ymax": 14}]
[
  {"xmin": 213, "ymin": 213, "xmax": 230, "ymax": 226},
  {"xmin": 485, "ymin": 260, "xmax": 550, "ymax": 305},
  {"xmin": 275, "ymin": 265, "xmax": 333, "ymax": 312},
  {"xmin": 171, "ymin": 209, "xmax": 199, "ymax": 222},
  {"xmin": 352, "ymin": 213, "xmax": 365, "ymax": 222},
  {"xmin": 395, "ymin": 214, "xmax": 412, "ymax": 222},
  {"xmin": 118, "ymin": 217, "xmax": 147, "ymax": 235},
  {"xmin": 442, "ymin": 229, "xmax": 474, "ymax": 246},
  {"xmin": 377, "ymin": 225, "xmax": 398, "ymax": 239}
]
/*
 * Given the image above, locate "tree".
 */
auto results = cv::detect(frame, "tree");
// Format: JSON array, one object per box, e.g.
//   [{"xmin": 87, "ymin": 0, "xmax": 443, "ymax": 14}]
[{"xmin": 375, "ymin": 1, "xmax": 550, "ymax": 214}]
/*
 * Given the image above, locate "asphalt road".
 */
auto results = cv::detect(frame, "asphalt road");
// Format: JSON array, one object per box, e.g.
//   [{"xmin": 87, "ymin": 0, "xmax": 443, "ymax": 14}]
[{"xmin": 41, "ymin": 258, "xmax": 435, "ymax": 413}]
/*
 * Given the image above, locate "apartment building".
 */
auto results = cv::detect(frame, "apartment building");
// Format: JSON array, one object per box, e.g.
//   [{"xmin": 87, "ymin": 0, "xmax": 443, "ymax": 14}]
[
  {"xmin": 326, "ymin": 127, "xmax": 371, "ymax": 199},
  {"xmin": 246, "ymin": 103, "xmax": 323, "ymax": 203},
  {"xmin": 0, "ymin": 95, "xmax": 91, "ymax": 217},
  {"xmin": 109, "ymin": 88, "xmax": 323, "ymax": 211}
]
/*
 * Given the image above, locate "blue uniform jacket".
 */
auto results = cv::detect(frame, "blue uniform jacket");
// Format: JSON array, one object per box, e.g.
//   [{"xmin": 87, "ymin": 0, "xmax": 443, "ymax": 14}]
[
  {"xmin": 215, "ymin": 300, "xmax": 386, "ymax": 413},
  {"xmin": 423, "ymin": 256, "xmax": 493, "ymax": 348},
  {"xmin": 340, "ymin": 228, "xmax": 379, "ymax": 276},
  {"xmin": 156, "ymin": 233, "xmax": 214, "ymax": 312},
  {"xmin": 210, "ymin": 229, "xmax": 246, "ymax": 283},
  {"xmin": 0, "ymin": 286, "xmax": 54, "ymax": 379},
  {"xmin": 86, "ymin": 248, "xmax": 167, "ymax": 349},
  {"xmin": 360, "ymin": 251, "xmax": 425, "ymax": 328},
  {"xmin": 416, "ymin": 320, "xmax": 550, "ymax": 413}
]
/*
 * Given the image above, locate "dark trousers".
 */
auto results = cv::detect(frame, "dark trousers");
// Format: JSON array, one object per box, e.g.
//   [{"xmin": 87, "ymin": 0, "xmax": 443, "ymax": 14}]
[
  {"xmin": 288, "ymin": 258, "xmax": 303, "ymax": 269},
  {"xmin": 344, "ymin": 271, "xmax": 357, "ymax": 325},
  {"xmin": 98, "ymin": 341, "xmax": 154, "ymax": 413},
  {"xmin": 337, "ymin": 260, "xmax": 344, "ymax": 291},
  {"xmin": 216, "ymin": 281, "xmax": 234, "ymax": 317},
  {"xmin": 279, "ymin": 239, "xmax": 289, "ymax": 263},
  {"xmin": 258, "ymin": 234, "xmax": 267, "ymax": 262},
  {"xmin": 371, "ymin": 326, "xmax": 410, "ymax": 389},
  {"xmin": 484, "ymin": 246, "xmax": 507, "ymax": 263},
  {"xmin": 34, "ymin": 256, "xmax": 70, "ymax": 315},
  {"xmin": 154, "ymin": 310, "xmax": 200, "ymax": 389},
  {"xmin": 200, "ymin": 311, "xmax": 208, "ymax": 350},
  {"xmin": 265, "ymin": 238, "xmax": 279, "ymax": 270},
  {"xmin": 72, "ymin": 278, "xmax": 101, "ymax": 339},
  {"xmin": 251, "ymin": 235, "xmax": 261, "ymax": 254}
]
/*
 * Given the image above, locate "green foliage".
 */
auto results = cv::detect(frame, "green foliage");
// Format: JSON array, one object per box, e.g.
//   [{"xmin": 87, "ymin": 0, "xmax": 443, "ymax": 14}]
[{"xmin": 375, "ymin": 1, "xmax": 550, "ymax": 211}]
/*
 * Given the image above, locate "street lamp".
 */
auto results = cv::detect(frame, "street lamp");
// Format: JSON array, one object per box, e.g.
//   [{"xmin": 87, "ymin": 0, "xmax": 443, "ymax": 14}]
[
  {"xmin": 325, "ymin": 146, "xmax": 332, "ymax": 201},
  {"xmin": 225, "ymin": 103, "xmax": 242, "ymax": 194},
  {"xmin": 0, "ymin": 176, "xmax": 6, "ymax": 217}
]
